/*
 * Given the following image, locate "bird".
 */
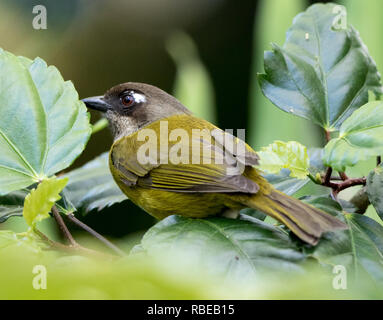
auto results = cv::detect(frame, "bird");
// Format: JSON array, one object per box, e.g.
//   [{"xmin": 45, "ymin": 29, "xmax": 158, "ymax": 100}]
[{"xmin": 82, "ymin": 82, "xmax": 347, "ymax": 245}]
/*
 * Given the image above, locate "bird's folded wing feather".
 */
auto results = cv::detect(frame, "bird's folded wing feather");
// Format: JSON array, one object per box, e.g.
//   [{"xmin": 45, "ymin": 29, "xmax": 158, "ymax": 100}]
[{"xmin": 110, "ymin": 115, "xmax": 259, "ymax": 194}]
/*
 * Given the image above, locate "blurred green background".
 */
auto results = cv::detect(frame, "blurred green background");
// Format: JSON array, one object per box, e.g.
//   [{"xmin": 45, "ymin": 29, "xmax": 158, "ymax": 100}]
[{"xmin": 1, "ymin": 0, "xmax": 382, "ymax": 241}]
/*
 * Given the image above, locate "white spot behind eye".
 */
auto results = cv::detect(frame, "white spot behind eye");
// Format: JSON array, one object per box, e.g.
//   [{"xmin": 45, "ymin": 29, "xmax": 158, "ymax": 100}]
[{"xmin": 132, "ymin": 92, "xmax": 146, "ymax": 104}]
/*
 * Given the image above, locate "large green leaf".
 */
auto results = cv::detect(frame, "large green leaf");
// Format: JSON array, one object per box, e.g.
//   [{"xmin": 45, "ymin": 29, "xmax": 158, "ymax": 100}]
[
  {"xmin": 0, "ymin": 153, "xmax": 127, "ymax": 218},
  {"xmin": 299, "ymin": 195, "xmax": 383, "ymax": 284},
  {"xmin": 323, "ymin": 101, "xmax": 383, "ymax": 171},
  {"xmin": 0, "ymin": 49, "xmax": 91, "ymax": 195},
  {"xmin": 137, "ymin": 215, "xmax": 306, "ymax": 280},
  {"xmin": 249, "ymin": 0, "xmax": 319, "ymax": 150},
  {"xmin": 258, "ymin": 3, "xmax": 382, "ymax": 130},
  {"xmin": 312, "ymin": 211, "xmax": 383, "ymax": 285},
  {"xmin": 64, "ymin": 152, "xmax": 126, "ymax": 213},
  {"xmin": 366, "ymin": 164, "xmax": 383, "ymax": 221}
]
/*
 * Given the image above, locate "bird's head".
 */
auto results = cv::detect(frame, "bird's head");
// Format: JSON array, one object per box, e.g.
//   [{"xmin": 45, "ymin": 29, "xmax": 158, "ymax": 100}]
[{"xmin": 82, "ymin": 82, "xmax": 190, "ymax": 140}]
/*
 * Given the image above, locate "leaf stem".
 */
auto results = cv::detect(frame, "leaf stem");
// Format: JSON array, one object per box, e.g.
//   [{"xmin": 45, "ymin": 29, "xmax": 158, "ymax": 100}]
[{"xmin": 308, "ymin": 173, "xmax": 318, "ymax": 183}]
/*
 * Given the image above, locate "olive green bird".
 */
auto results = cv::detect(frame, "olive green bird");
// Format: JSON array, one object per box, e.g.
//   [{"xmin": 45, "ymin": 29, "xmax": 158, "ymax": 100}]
[{"xmin": 82, "ymin": 82, "xmax": 347, "ymax": 245}]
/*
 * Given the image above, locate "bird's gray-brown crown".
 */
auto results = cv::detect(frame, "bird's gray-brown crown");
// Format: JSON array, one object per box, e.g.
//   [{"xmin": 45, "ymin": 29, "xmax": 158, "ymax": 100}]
[{"xmin": 82, "ymin": 82, "xmax": 191, "ymax": 140}]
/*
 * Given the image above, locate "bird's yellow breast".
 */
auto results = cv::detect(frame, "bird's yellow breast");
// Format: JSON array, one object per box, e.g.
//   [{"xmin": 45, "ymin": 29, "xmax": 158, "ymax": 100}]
[{"xmin": 112, "ymin": 180, "xmax": 242, "ymax": 219}]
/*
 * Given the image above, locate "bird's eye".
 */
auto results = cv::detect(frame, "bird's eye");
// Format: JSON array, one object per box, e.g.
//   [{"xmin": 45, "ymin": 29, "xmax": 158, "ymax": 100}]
[{"xmin": 121, "ymin": 94, "xmax": 135, "ymax": 107}]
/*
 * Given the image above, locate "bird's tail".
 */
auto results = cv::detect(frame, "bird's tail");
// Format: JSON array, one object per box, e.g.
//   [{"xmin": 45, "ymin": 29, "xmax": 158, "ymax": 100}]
[{"xmin": 240, "ymin": 189, "xmax": 347, "ymax": 245}]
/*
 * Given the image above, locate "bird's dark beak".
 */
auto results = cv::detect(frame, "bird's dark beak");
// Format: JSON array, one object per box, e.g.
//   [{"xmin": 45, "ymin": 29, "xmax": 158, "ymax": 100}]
[{"xmin": 82, "ymin": 96, "xmax": 111, "ymax": 112}]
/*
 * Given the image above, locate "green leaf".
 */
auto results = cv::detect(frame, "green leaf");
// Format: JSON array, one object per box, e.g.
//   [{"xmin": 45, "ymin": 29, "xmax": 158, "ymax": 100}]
[
  {"xmin": 258, "ymin": 3, "xmax": 382, "ymax": 129},
  {"xmin": 301, "ymin": 196, "xmax": 383, "ymax": 284},
  {"xmin": 323, "ymin": 101, "xmax": 383, "ymax": 171},
  {"xmin": 308, "ymin": 148, "xmax": 326, "ymax": 174},
  {"xmin": 301, "ymin": 195, "xmax": 343, "ymax": 217},
  {"xmin": 0, "ymin": 153, "xmax": 127, "ymax": 217},
  {"xmin": 313, "ymin": 212, "xmax": 383, "ymax": 285},
  {"xmin": 0, "ymin": 205, "xmax": 23, "ymax": 223},
  {"xmin": 0, "ymin": 189, "xmax": 28, "ymax": 222},
  {"xmin": 366, "ymin": 164, "xmax": 383, "ymax": 221},
  {"xmin": 0, "ymin": 230, "xmax": 20, "ymax": 249},
  {"xmin": 338, "ymin": 199, "xmax": 360, "ymax": 214},
  {"xmin": 0, "ymin": 48, "xmax": 91, "ymax": 195},
  {"xmin": 64, "ymin": 153, "xmax": 126, "ymax": 213},
  {"xmin": 23, "ymin": 177, "xmax": 68, "ymax": 227},
  {"xmin": 258, "ymin": 141, "xmax": 310, "ymax": 179},
  {"xmin": 264, "ymin": 168, "xmax": 309, "ymax": 195},
  {"xmin": 249, "ymin": 0, "xmax": 319, "ymax": 150},
  {"xmin": 138, "ymin": 215, "xmax": 306, "ymax": 280},
  {"xmin": 0, "ymin": 230, "xmax": 48, "ymax": 253}
]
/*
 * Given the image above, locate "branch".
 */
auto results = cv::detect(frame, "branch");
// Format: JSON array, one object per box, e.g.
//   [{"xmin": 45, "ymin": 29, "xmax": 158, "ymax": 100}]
[
  {"xmin": 325, "ymin": 129, "xmax": 331, "ymax": 143},
  {"xmin": 318, "ymin": 168, "xmax": 366, "ymax": 197},
  {"xmin": 67, "ymin": 213, "xmax": 126, "ymax": 257},
  {"xmin": 324, "ymin": 167, "xmax": 333, "ymax": 185},
  {"xmin": 34, "ymin": 229, "xmax": 117, "ymax": 259},
  {"xmin": 319, "ymin": 129, "xmax": 367, "ymax": 207},
  {"xmin": 49, "ymin": 204, "xmax": 125, "ymax": 257},
  {"xmin": 338, "ymin": 172, "xmax": 349, "ymax": 181},
  {"xmin": 51, "ymin": 205, "xmax": 77, "ymax": 247},
  {"xmin": 337, "ymin": 177, "xmax": 367, "ymax": 192}
]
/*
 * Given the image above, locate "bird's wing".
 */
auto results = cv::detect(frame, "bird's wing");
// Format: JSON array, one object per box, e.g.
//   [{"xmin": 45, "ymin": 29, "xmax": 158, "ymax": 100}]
[{"xmin": 110, "ymin": 115, "xmax": 259, "ymax": 194}]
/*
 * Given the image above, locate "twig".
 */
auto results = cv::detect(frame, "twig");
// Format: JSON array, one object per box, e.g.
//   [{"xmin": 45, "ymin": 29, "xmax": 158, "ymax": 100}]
[
  {"xmin": 34, "ymin": 229, "xmax": 73, "ymax": 251},
  {"xmin": 325, "ymin": 130, "xmax": 331, "ymax": 143},
  {"xmin": 317, "ymin": 165, "xmax": 366, "ymax": 197},
  {"xmin": 67, "ymin": 213, "xmax": 126, "ymax": 257},
  {"xmin": 49, "ymin": 200, "xmax": 125, "ymax": 257},
  {"xmin": 319, "ymin": 128, "xmax": 367, "ymax": 209},
  {"xmin": 320, "ymin": 175, "xmax": 343, "ymax": 181},
  {"xmin": 34, "ymin": 229, "xmax": 117, "ymax": 259},
  {"xmin": 324, "ymin": 167, "xmax": 333, "ymax": 185},
  {"xmin": 338, "ymin": 172, "xmax": 349, "ymax": 181},
  {"xmin": 337, "ymin": 177, "xmax": 367, "ymax": 192},
  {"xmin": 321, "ymin": 175, "xmax": 366, "ymax": 194},
  {"xmin": 51, "ymin": 205, "xmax": 77, "ymax": 247}
]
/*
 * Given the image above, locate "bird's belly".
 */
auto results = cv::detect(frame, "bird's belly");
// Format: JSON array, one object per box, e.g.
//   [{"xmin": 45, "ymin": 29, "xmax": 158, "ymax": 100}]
[{"xmin": 122, "ymin": 186, "xmax": 240, "ymax": 220}]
